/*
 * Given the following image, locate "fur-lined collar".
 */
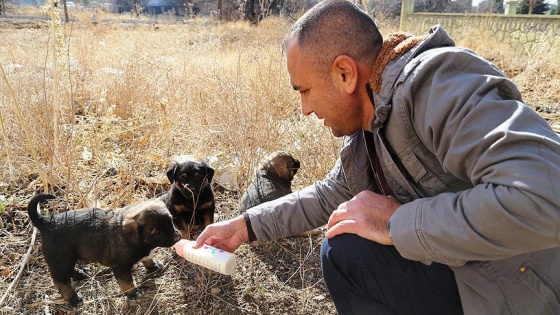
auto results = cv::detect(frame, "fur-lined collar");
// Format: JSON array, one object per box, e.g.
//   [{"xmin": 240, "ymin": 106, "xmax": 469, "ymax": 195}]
[{"xmin": 369, "ymin": 32, "xmax": 428, "ymax": 94}]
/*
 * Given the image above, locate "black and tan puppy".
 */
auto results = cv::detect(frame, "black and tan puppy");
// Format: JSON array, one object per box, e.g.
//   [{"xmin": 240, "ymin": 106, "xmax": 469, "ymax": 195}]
[
  {"xmin": 27, "ymin": 193, "xmax": 181, "ymax": 306},
  {"xmin": 238, "ymin": 151, "xmax": 300, "ymax": 213},
  {"xmin": 159, "ymin": 156, "xmax": 215, "ymax": 239}
]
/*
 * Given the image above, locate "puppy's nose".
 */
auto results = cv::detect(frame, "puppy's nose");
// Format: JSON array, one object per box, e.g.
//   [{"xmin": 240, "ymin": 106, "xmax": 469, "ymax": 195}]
[{"xmin": 173, "ymin": 230, "xmax": 182, "ymax": 242}]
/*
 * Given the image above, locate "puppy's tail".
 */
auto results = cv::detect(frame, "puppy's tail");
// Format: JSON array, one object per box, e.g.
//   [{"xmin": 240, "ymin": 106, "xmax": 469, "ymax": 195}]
[{"xmin": 27, "ymin": 193, "xmax": 55, "ymax": 228}]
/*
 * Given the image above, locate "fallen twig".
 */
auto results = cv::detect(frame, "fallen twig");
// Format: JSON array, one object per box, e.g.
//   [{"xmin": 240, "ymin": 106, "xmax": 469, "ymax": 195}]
[{"xmin": 0, "ymin": 227, "xmax": 38, "ymax": 307}]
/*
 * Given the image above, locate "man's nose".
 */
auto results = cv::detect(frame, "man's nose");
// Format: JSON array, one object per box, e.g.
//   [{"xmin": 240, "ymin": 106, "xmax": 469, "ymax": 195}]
[{"xmin": 301, "ymin": 95, "xmax": 312, "ymax": 116}]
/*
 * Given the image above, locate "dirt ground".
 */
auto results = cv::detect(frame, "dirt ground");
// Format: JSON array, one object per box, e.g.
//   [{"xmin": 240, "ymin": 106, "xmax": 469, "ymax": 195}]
[{"xmin": 0, "ymin": 186, "xmax": 335, "ymax": 315}]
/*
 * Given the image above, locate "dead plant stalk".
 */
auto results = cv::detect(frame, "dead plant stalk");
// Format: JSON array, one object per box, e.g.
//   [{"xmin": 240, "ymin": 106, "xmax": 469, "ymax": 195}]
[{"xmin": 0, "ymin": 61, "xmax": 49, "ymax": 191}]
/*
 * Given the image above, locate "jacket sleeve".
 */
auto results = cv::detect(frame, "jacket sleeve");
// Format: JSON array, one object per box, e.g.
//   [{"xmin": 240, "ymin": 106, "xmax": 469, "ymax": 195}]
[
  {"xmin": 390, "ymin": 48, "xmax": 560, "ymax": 266},
  {"xmin": 245, "ymin": 157, "xmax": 354, "ymax": 241}
]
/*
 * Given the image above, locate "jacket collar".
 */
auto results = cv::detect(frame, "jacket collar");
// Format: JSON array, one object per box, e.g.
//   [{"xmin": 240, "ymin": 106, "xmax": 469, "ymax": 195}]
[{"xmin": 369, "ymin": 25, "xmax": 456, "ymax": 130}]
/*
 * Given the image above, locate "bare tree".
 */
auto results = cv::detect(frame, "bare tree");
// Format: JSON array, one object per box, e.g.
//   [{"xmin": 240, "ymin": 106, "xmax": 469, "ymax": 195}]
[
  {"xmin": 353, "ymin": 0, "xmax": 369, "ymax": 13},
  {"xmin": 528, "ymin": 0, "xmax": 537, "ymax": 13},
  {"xmin": 415, "ymin": 0, "xmax": 473, "ymax": 12},
  {"xmin": 368, "ymin": 0, "xmax": 401, "ymax": 18},
  {"xmin": 0, "ymin": 0, "xmax": 5, "ymax": 16},
  {"xmin": 244, "ymin": 0, "xmax": 278, "ymax": 25},
  {"xmin": 415, "ymin": 0, "xmax": 452, "ymax": 12},
  {"xmin": 517, "ymin": 0, "xmax": 550, "ymax": 14},
  {"xmin": 476, "ymin": 0, "xmax": 503, "ymax": 13}
]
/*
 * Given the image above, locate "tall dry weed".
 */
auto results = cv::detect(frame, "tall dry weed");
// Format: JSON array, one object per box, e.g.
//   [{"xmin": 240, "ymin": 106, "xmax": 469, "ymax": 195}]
[
  {"xmin": 0, "ymin": 16, "xmax": 341, "ymax": 209},
  {"xmin": 0, "ymin": 12, "xmax": 558, "ymax": 208}
]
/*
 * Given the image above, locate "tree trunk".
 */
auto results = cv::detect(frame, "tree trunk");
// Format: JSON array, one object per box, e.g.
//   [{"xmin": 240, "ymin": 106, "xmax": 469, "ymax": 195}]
[
  {"xmin": 528, "ymin": 0, "xmax": 536, "ymax": 14},
  {"xmin": 244, "ymin": 0, "xmax": 258, "ymax": 24},
  {"xmin": 63, "ymin": 0, "xmax": 70, "ymax": 22}
]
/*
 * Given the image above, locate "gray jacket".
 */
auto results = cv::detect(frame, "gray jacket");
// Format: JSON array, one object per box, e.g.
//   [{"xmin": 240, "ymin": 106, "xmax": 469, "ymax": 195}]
[{"xmin": 246, "ymin": 25, "xmax": 560, "ymax": 314}]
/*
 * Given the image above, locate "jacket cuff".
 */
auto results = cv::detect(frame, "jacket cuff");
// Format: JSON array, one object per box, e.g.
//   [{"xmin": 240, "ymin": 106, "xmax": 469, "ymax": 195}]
[
  {"xmin": 391, "ymin": 200, "xmax": 434, "ymax": 264},
  {"xmin": 242, "ymin": 212, "xmax": 257, "ymax": 242}
]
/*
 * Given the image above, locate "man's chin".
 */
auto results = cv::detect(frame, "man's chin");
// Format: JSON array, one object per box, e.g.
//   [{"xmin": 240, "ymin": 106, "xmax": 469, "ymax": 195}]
[
  {"xmin": 330, "ymin": 128, "xmax": 359, "ymax": 138},
  {"xmin": 330, "ymin": 129, "xmax": 345, "ymax": 138}
]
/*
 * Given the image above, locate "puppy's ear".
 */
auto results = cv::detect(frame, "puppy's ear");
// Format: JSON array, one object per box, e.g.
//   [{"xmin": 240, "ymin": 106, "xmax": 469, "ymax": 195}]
[
  {"xmin": 166, "ymin": 163, "xmax": 178, "ymax": 184},
  {"xmin": 123, "ymin": 206, "xmax": 144, "ymax": 243},
  {"xmin": 273, "ymin": 156, "xmax": 294, "ymax": 182},
  {"xmin": 292, "ymin": 158, "xmax": 300, "ymax": 175},
  {"xmin": 204, "ymin": 164, "xmax": 215, "ymax": 181}
]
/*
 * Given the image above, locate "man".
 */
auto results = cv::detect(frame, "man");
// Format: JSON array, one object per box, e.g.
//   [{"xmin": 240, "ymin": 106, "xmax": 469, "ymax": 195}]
[{"xmin": 195, "ymin": 0, "xmax": 560, "ymax": 314}]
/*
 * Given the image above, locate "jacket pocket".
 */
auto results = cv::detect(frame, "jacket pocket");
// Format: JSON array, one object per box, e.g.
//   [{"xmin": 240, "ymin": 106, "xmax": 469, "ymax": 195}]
[
  {"xmin": 515, "ymin": 262, "xmax": 560, "ymax": 314},
  {"xmin": 397, "ymin": 149, "xmax": 451, "ymax": 197}
]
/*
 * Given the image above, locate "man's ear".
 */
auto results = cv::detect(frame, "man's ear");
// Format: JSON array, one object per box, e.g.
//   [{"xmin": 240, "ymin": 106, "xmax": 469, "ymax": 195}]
[{"xmin": 331, "ymin": 55, "xmax": 358, "ymax": 94}]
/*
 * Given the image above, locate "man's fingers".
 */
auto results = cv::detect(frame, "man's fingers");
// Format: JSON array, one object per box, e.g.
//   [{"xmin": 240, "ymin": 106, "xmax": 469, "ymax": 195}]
[
  {"xmin": 325, "ymin": 219, "xmax": 356, "ymax": 238},
  {"xmin": 194, "ymin": 225, "xmax": 221, "ymax": 249},
  {"xmin": 327, "ymin": 208, "xmax": 347, "ymax": 229},
  {"xmin": 194, "ymin": 230, "xmax": 209, "ymax": 248}
]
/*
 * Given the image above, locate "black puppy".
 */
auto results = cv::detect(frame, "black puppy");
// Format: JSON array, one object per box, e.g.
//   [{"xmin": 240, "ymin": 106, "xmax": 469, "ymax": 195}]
[
  {"xmin": 159, "ymin": 156, "xmax": 215, "ymax": 239},
  {"xmin": 27, "ymin": 193, "xmax": 181, "ymax": 306},
  {"xmin": 238, "ymin": 151, "xmax": 300, "ymax": 213}
]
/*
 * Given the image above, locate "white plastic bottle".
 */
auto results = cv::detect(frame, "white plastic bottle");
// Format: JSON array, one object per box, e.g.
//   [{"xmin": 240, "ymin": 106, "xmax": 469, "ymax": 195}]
[{"xmin": 174, "ymin": 240, "xmax": 237, "ymax": 275}]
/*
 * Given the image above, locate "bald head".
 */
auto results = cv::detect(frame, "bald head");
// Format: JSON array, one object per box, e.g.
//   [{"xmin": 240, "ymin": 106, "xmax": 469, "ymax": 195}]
[{"xmin": 283, "ymin": 0, "xmax": 383, "ymax": 76}]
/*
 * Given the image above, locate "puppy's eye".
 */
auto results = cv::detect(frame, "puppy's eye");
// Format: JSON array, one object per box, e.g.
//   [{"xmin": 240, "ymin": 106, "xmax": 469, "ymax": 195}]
[{"xmin": 194, "ymin": 173, "xmax": 202, "ymax": 180}]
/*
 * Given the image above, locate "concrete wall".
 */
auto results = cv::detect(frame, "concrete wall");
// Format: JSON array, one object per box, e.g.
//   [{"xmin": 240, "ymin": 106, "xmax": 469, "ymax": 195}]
[{"xmin": 400, "ymin": 0, "xmax": 560, "ymax": 54}]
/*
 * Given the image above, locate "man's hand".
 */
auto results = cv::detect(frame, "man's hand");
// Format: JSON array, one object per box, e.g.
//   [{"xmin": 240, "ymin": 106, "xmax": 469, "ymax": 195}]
[
  {"xmin": 326, "ymin": 190, "xmax": 401, "ymax": 245},
  {"xmin": 194, "ymin": 215, "xmax": 249, "ymax": 252}
]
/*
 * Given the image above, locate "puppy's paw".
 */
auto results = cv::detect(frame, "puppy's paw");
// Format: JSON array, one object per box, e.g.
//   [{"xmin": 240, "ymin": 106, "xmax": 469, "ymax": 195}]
[
  {"xmin": 145, "ymin": 260, "xmax": 163, "ymax": 273},
  {"xmin": 68, "ymin": 294, "xmax": 84, "ymax": 307},
  {"xmin": 125, "ymin": 288, "xmax": 144, "ymax": 300}
]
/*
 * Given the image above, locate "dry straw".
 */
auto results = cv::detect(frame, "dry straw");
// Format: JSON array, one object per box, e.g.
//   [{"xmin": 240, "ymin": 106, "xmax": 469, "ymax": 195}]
[
  {"xmin": 0, "ymin": 61, "xmax": 49, "ymax": 191},
  {"xmin": 41, "ymin": 0, "xmax": 71, "ymax": 150},
  {"xmin": 0, "ymin": 63, "xmax": 13, "ymax": 176}
]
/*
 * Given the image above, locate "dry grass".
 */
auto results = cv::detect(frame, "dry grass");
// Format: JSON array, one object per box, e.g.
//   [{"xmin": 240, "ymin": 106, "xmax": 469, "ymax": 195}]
[
  {"xmin": 0, "ymin": 6, "xmax": 559, "ymax": 315},
  {"xmin": 0, "ymin": 9, "xmax": 340, "ymax": 315}
]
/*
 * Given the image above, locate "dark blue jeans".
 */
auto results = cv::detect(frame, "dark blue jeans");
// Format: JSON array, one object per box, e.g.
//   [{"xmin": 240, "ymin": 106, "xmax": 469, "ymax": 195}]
[{"xmin": 320, "ymin": 234, "xmax": 463, "ymax": 315}]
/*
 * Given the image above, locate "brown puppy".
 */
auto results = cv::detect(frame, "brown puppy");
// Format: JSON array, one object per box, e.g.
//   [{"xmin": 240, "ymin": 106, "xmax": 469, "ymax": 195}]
[
  {"xmin": 159, "ymin": 156, "xmax": 215, "ymax": 239},
  {"xmin": 238, "ymin": 151, "xmax": 300, "ymax": 213},
  {"xmin": 27, "ymin": 193, "xmax": 181, "ymax": 306}
]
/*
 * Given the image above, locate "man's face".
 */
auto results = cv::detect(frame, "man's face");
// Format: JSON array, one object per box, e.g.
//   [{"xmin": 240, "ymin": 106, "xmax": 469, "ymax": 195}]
[{"xmin": 286, "ymin": 39, "xmax": 362, "ymax": 137}]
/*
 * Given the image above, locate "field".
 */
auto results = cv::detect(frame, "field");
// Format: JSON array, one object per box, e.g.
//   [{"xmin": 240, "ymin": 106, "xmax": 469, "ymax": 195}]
[{"xmin": 1, "ymin": 5, "xmax": 559, "ymax": 315}]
